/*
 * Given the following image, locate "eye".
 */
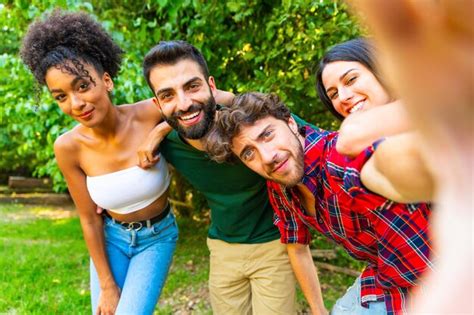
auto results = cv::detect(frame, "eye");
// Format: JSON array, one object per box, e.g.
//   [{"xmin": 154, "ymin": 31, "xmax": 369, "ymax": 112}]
[
  {"xmin": 78, "ymin": 82, "xmax": 90, "ymax": 91},
  {"xmin": 263, "ymin": 129, "xmax": 273, "ymax": 139},
  {"xmin": 328, "ymin": 90, "xmax": 338, "ymax": 100},
  {"xmin": 188, "ymin": 82, "xmax": 201, "ymax": 91},
  {"xmin": 159, "ymin": 92, "xmax": 173, "ymax": 101},
  {"xmin": 54, "ymin": 94, "xmax": 66, "ymax": 102},
  {"xmin": 242, "ymin": 148, "xmax": 255, "ymax": 161},
  {"xmin": 346, "ymin": 76, "xmax": 357, "ymax": 85}
]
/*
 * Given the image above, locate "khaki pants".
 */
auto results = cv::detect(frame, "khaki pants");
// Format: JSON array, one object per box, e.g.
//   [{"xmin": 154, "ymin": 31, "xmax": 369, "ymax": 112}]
[{"xmin": 207, "ymin": 238, "xmax": 297, "ymax": 315}]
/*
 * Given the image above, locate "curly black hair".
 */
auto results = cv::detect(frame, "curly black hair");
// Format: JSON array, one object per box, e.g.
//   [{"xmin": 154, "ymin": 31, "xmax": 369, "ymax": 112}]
[{"xmin": 20, "ymin": 9, "xmax": 123, "ymax": 85}]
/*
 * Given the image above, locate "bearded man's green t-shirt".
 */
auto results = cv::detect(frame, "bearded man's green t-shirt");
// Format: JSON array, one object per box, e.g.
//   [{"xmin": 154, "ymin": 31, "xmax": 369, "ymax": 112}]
[{"xmin": 160, "ymin": 130, "xmax": 279, "ymax": 243}]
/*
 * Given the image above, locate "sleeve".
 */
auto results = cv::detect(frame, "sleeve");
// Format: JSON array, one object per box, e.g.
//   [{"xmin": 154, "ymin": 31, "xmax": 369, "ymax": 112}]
[
  {"xmin": 341, "ymin": 139, "xmax": 428, "ymax": 215},
  {"xmin": 342, "ymin": 138, "xmax": 385, "ymax": 198},
  {"xmin": 267, "ymin": 181, "xmax": 312, "ymax": 245}
]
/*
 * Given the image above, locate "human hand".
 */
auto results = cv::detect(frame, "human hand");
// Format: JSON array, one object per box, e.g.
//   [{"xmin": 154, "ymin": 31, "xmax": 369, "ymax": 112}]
[
  {"xmin": 348, "ymin": 0, "xmax": 474, "ymax": 136},
  {"xmin": 215, "ymin": 89, "xmax": 235, "ymax": 106},
  {"xmin": 137, "ymin": 121, "xmax": 172, "ymax": 169},
  {"xmin": 348, "ymin": 1, "xmax": 474, "ymax": 314},
  {"xmin": 311, "ymin": 306, "xmax": 329, "ymax": 315},
  {"xmin": 96, "ymin": 284, "xmax": 120, "ymax": 315}
]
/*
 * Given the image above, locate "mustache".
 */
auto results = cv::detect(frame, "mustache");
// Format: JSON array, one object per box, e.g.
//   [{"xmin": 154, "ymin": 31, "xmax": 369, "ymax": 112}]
[
  {"xmin": 172, "ymin": 104, "xmax": 203, "ymax": 119},
  {"xmin": 266, "ymin": 155, "xmax": 285, "ymax": 173}
]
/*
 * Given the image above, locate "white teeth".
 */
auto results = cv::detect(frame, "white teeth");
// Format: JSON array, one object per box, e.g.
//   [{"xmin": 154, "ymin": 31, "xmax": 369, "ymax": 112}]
[
  {"xmin": 349, "ymin": 102, "xmax": 364, "ymax": 113},
  {"xmin": 180, "ymin": 111, "xmax": 200, "ymax": 120}
]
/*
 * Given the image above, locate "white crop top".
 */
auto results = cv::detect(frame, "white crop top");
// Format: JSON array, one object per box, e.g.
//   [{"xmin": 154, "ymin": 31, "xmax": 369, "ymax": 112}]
[{"xmin": 86, "ymin": 156, "xmax": 170, "ymax": 214}]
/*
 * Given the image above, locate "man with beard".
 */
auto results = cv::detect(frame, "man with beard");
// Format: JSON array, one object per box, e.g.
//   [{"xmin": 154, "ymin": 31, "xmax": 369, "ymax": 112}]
[
  {"xmin": 206, "ymin": 92, "xmax": 433, "ymax": 315},
  {"xmin": 140, "ymin": 41, "xmax": 300, "ymax": 315}
]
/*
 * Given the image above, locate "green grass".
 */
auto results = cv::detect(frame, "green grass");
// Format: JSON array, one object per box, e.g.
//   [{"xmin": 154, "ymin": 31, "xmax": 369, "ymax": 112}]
[
  {"xmin": 0, "ymin": 204, "xmax": 89, "ymax": 314},
  {"xmin": 0, "ymin": 203, "xmax": 359, "ymax": 314}
]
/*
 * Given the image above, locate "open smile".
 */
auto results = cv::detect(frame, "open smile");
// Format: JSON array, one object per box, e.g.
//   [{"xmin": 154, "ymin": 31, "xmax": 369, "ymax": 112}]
[
  {"xmin": 348, "ymin": 99, "xmax": 366, "ymax": 114},
  {"xmin": 179, "ymin": 109, "xmax": 203, "ymax": 126}
]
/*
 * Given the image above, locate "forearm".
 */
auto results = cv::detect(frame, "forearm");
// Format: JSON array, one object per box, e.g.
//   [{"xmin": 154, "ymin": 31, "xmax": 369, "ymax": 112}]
[
  {"xmin": 149, "ymin": 121, "xmax": 173, "ymax": 145},
  {"xmin": 80, "ymin": 217, "xmax": 116, "ymax": 290},
  {"xmin": 337, "ymin": 101, "xmax": 412, "ymax": 157},
  {"xmin": 287, "ymin": 244, "xmax": 327, "ymax": 315},
  {"xmin": 138, "ymin": 121, "xmax": 173, "ymax": 168},
  {"xmin": 361, "ymin": 132, "xmax": 434, "ymax": 203}
]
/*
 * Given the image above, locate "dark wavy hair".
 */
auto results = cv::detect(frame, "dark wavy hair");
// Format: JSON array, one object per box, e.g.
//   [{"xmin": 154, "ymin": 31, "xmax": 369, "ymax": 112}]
[
  {"xmin": 143, "ymin": 40, "xmax": 210, "ymax": 92},
  {"xmin": 315, "ymin": 38, "xmax": 387, "ymax": 120},
  {"xmin": 205, "ymin": 92, "xmax": 291, "ymax": 163},
  {"xmin": 20, "ymin": 10, "xmax": 123, "ymax": 85}
]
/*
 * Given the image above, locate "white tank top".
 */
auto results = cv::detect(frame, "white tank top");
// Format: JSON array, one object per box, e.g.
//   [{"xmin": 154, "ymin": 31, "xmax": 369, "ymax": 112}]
[{"xmin": 86, "ymin": 156, "xmax": 170, "ymax": 214}]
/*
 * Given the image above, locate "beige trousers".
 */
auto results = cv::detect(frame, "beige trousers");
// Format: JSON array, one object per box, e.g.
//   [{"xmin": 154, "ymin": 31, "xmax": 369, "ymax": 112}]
[{"xmin": 207, "ymin": 238, "xmax": 297, "ymax": 315}]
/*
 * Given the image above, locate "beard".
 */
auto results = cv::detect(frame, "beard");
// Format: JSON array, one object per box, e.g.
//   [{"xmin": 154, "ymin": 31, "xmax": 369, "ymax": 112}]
[
  {"xmin": 163, "ymin": 95, "xmax": 217, "ymax": 140},
  {"xmin": 277, "ymin": 142, "xmax": 304, "ymax": 187},
  {"xmin": 265, "ymin": 128, "xmax": 305, "ymax": 188}
]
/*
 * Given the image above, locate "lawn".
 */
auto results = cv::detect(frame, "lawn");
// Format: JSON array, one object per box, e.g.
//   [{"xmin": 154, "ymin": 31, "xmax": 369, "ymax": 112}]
[{"xmin": 0, "ymin": 203, "xmax": 362, "ymax": 314}]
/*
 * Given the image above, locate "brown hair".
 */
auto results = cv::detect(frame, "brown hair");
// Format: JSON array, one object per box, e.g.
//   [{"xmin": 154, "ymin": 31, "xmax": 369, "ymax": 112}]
[{"xmin": 205, "ymin": 92, "xmax": 291, "ymax": 163}]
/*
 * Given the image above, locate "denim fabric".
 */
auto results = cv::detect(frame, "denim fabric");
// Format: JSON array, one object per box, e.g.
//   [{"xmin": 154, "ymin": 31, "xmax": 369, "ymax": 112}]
[
  {"xmin": 90, "ymin": 210, "xmax": 178, "ymax": 315},
  {"xmin": 331, "ymin": 276, "xmax": 387, "ymax": 315}
]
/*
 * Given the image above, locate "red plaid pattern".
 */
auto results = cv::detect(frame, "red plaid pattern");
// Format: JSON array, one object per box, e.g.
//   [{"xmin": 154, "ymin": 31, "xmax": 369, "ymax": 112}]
[{"xmin": 268, "ymin": 126, "xmax": 434, "ymax": 314}]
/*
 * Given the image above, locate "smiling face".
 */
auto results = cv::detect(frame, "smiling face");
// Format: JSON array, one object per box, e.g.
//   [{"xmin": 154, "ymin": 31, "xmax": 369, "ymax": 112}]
[
  {"xmin": 149, "ymin": 59, "xmax": 217, "ymax": 140},
  {"xmin": 231, "ymin": 116, "xmax": 305, "ymax": 187},
  {"xmin": 322, "ymin": 61, "xmax": 391, "ymax": 117},
  {"xmin": 45, "ymin": 63, "xmax": 113, "ymax": 126}
]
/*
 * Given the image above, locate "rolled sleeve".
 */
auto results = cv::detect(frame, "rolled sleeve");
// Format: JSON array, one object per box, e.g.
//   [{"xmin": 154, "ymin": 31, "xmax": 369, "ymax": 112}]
[{"xmin": 267, "ymin": 182, "xmax": 311, "ymax": 245}]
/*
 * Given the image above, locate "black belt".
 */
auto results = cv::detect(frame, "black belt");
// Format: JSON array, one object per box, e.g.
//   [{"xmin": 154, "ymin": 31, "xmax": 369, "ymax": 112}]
[{"xmin": 104, "ymin": 202, "xmax": 171, "ymax": 230}]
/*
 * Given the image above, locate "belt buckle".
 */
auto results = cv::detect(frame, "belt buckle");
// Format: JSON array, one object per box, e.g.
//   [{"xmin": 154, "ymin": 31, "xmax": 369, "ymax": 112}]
[{"xmin": 126, "ymin": 221, "xmax": 143, "ymax": 231}]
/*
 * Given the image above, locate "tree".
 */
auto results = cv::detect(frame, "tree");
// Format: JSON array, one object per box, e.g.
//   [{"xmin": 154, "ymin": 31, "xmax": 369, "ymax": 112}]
[{"xmin": 0, "ymin": 0, "xmax": 360, "ymax": 212}]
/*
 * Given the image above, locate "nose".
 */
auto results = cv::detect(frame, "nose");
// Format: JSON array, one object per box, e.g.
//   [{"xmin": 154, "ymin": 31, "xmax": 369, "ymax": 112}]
[
  {"xmin": 338, "ymin": 86, "xmax": 354, "ymax": 103},
  {"xmin": 70, "ymin": 93, "xmax": 86, "ymax": 111},
  {"xmin": 260, "ymin": 143, "xmax": 277, "ymax": 165},
  {"xmin": 176, "ymin": 90, "xmax": 193, "ymax": 112}
]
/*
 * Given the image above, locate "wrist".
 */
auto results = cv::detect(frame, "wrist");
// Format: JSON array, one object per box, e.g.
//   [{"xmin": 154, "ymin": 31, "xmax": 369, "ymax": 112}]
[
  {"xmin": 99, "ymin": 275, "xmax": 116, "ymax": 290},
  {"xmin": 152, "ymin": 122, "xmax": 172, "ymax": 140}
]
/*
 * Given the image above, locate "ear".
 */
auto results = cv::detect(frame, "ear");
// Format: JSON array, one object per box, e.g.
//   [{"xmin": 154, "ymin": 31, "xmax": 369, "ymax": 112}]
[
  {"xmin": 103, "ymin": 72, "xmax": 114, "ymax": 92},
  {"xmin": 152, "ymin": 97, "xmax": 161, "ymax": 109},
  {"xmin": 288, "ymin": 116, "xmax": 298, "ymax": 134},
  {"xmin": 208, "ymin": 76, "xmax": 217, "ymax": 96}
]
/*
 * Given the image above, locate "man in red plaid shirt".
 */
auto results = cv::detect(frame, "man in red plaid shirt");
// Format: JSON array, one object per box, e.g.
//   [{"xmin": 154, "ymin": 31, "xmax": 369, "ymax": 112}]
[{"xmin": 206, "ymin": 92, "xmax": 434, "ymax": 315}]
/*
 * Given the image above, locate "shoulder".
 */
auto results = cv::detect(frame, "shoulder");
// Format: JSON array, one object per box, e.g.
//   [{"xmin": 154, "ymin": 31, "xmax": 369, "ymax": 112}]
[
  {"xmin": 118, "ymin": 98, "xmax": 161, "ymax": 122},
  {"xmin": 54, "ymin": 128, "xmax": 81, "ymax": 167},
  {"xmin": 54, "ymin": 128, "xmax": 79, "ymax": 152}
]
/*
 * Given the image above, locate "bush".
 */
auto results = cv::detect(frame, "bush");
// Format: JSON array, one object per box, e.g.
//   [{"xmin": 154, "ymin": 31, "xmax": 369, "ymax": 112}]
[{"xmin": 0, "ymin": 0, "xmax": 360, "ymax": 203}]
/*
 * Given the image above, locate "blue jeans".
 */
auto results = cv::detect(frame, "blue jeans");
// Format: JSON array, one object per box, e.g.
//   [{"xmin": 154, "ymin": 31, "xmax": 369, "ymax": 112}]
[
  {"xmin": 331, "ymin": 276, "xmax": 387, "ymax": 315},
  {"xmin": 90, "ymin": 210, "xmax": 178, "ymax": 315}
]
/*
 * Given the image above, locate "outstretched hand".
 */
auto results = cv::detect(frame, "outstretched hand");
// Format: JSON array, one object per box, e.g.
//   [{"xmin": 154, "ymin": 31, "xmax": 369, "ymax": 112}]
[{"xmin": 348, "ymin": 0, "xmax": 474, "ymax": 314}]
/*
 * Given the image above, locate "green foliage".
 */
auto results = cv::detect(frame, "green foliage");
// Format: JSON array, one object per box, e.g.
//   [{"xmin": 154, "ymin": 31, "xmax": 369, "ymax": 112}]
[{"xmin": 0, "ymin": 0, "xmax": 360, "ymax": 195}]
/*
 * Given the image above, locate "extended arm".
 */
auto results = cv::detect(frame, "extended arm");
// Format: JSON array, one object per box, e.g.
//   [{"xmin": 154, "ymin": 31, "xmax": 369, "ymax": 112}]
[
  {"xmin": 54, "ymin": 136, "xmax": 120, "ymax": 315},
  {"xmin": 360, "ymin": 132, "xmax": 434, "ymax": 203},
  {"xmin": 137, "ymin": 89, "xmax": 235, "ymax": 168},
  {"xmin": 337, "ymin": 100, "xmax": 413, "ymax": 157},
  {"xmin": 287, "ymin": 243, "xmax": 328, "ymax": 315}
]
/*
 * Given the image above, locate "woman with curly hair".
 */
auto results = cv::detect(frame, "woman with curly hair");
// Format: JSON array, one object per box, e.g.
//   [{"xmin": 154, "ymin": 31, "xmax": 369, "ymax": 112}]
[{"xmin": 20, "ymin": 10, "xmax": 178, "ymax": 314}]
